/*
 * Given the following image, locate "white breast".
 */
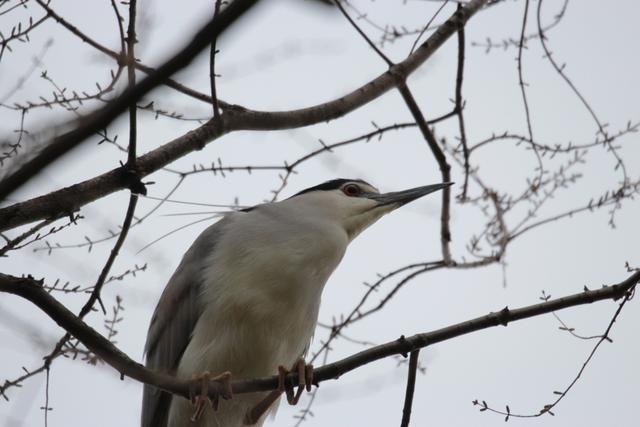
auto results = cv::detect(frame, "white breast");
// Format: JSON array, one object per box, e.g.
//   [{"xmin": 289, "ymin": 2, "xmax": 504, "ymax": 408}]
[{"xmin": 169, "ymin": 204, "xmax": 349, "ymax": 427}]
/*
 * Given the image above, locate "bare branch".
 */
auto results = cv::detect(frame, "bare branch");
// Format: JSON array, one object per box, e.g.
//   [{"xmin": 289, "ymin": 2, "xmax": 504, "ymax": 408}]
[
  {"xmin": 31, "ymin": 0, "xmax": 225, "ymax": 107},
  {"xmin": 0, "ymin": 269, "xmax": 636, "ymax": 403},
  {"xmin": 397, "ymin": 84, "xmax": 453, "ymax": 263},
  {"xmin": 400, "ymin": 350, "xmax": 420, "ymax": 427},
  {"xmin": 474, "ymin": 286, "xmax": 634, "ymax": 419},
  {"xmin": 0, "ymin": 0, "xmax": 490, "ymax": 232},
  {"xmin": 333, "ymin": 0, "xmax": 393, "ymax": 66},
  {"xmin": 0, "ymin": 0, "xmax": 261, "ymax": 200},
  {"xmin": 210, "ymin": 0, "xmax": 222, "ymax": 118},
  {"xmin": 454, "ymin": 3, "xmax": 470, "ymax": 200}
]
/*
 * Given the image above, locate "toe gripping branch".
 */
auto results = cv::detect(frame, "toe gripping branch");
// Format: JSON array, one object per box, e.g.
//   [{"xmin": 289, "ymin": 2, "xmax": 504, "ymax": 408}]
[
  {"xmin": 244, "ymin": 359, "xmax": 314, "ymax": 425},
  {"xmin": 189, "ymin": 371, "xmax": 233, "ymax": 422}
]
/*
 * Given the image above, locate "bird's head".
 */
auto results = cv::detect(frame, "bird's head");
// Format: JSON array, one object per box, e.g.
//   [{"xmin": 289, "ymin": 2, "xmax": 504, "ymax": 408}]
[{"xmin": 285, "ymin": 179, "xmax": 452, "ymax": 240}]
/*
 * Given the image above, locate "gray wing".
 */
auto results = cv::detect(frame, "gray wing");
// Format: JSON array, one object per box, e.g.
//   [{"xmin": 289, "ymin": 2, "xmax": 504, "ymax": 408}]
[{"xmin": 141, "ymin": 223, "xmax": 224, "ymax": 427}]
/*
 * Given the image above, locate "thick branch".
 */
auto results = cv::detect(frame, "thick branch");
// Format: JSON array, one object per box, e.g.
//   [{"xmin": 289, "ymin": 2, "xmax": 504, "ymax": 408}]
[
  {"xmin": 0, "ymin": 270, "xmax": 636, "ymax": 401},
  {"xmin": 0, "ymin": 119, "xmax": 225, "ymax": 232}
]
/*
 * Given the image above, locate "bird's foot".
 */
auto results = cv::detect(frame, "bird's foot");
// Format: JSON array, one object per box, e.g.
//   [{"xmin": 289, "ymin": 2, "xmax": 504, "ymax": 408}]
[
  {"xmin": 244, "ymin": 358, "xmax": 313, "ymax": 425},
  {"xmin": 282, "ymin": 358, "xmax": 314, "ymax": 405},
  {"xmin": 189, "ymin": 371, "xmax": 233, "ymax": 421}
]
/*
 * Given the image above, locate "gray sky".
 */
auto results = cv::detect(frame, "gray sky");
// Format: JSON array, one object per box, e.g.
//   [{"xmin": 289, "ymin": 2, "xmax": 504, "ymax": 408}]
[{"xmin": 1, "ymin": 0, "xmax": 639, "ymax": 426}]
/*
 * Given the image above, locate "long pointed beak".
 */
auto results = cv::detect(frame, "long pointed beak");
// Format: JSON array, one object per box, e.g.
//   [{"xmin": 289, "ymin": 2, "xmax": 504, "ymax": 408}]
[{"xmin": 366, "ymin": 182, "xmax": 453, "ymax": 208}]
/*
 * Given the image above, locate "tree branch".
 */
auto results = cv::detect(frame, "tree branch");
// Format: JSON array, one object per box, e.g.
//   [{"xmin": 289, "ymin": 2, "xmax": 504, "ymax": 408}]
[
  {"xmin": 210, "ymin": 0, "xmax": 223, "ymax": 118},
  {"xmin": 34, "ymin": 0, "xmax": 227, "ymax": 107},
  {"xmin": 0, "ymin": 269, "xmax": 636, "ymax": 403},
  {"xmin": 400, "ymin": 350, "xmax": 420, "ymax": 427},
  {"xmin": 0, "ymin": 0, "xmax": 261, "ymax": 201},
  {"xmin": 41, "ymin": 0, "xmax": 142, "ymax": 374},
  {"xmin": 0, "ymin": 119, "xmax": 226, "ymax": 232},
  {"xmin": 397, "ymin": 83, "xmax": 453, "ymax": 263},
  {"xmin": 0, "ymin": 0, "xmax": 489, "ymax": 233},
  {"xmin": 333, "ymin": 0, "xmax": 394, "ymax": 66},
  {"xmin": 222, "ymin": 0, "xmax": 487, "ymax": 131},
  {"xmin": 454, "ymin": 3, "xmax": 470, "ymax": 200}
]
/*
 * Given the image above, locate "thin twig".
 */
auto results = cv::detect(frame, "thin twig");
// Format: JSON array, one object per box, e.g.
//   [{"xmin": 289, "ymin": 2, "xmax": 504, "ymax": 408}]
[
  {"xmin": 397, "ymin": 83, "xmax": 453, "ymax": 263},
  {"xmin": 474, "ymin": 286, "xmax": 635, "ymax": 419},
  {"xmin": 30, "ymin": 0, "xmax": 227, "ymax": 107},
  {"xmin": 537, "ymin": 0, "xmax": 626, "ymax": 183},
  {"xmin": 333, "ymin": 0, "xmax": 394, "ymax": 66},
  {"xmin": 454, "ymin": 3, "xmax": 470, "ymax": 200},
  {"xmin": 42, "ymin": 366, "xmax": 51, "ymax": 427},
  {"xmin": 517, "ymin": 0, "xmax": 533, "ymax": 142},
  {"xmin": 210, "ymin": 0, "xmax": 222, "ymax": 118},
  {"xmin": 400, "ymin": 350, "xmax": 420, "ymax": 427},
  {"xmin": 126, "ymin": 0, "xmax": 138, "ymax": 166},
  {"xmin": 0, "ymin": 217, "xmax": 56, "ymax": 256},
  {"xmin": 517, "ymin": 0, "xmax": 544, "ymax": 188},
  {"xmin": 410, "ymin": 0, "xmax": 450, "ymax": 54}
]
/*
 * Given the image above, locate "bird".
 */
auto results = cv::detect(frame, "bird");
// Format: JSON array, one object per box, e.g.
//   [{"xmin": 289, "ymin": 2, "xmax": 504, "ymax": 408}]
[{"xmin": 141, "ymin": 178, "xmax": 451, "ymax": 427}]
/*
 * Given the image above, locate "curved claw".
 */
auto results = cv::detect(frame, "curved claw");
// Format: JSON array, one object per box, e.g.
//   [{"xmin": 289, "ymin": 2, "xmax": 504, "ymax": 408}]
[
  {"xmin": 189, "ymin": 371, "xmax": 211, "ymax": 422},
  {"xmin": 305, "ymin": 363, "xmax": 314, "ymax": 392},
  {"xmin": 244, "ymin": 358, "xmax": 314, "ymax": 425},
  {"xmin": 188, "ymin": 371, "xmax": 234, "ymax": 422},
  {"xmin": 284, "ymin": 359, "xmax": 312, "ymax": 405}
]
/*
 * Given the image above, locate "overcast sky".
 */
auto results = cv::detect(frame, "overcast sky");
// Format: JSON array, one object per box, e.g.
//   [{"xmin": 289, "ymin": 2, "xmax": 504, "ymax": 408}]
[{"xmin": 1, "ymin": 0, "xmax": 639, "ymax": 426}]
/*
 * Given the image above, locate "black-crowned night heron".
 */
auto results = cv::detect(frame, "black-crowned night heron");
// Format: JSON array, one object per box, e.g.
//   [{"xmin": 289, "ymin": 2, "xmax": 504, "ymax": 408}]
[{"xmin": 141, "ymin": 178, "xmax": 450, "ymax": 427}]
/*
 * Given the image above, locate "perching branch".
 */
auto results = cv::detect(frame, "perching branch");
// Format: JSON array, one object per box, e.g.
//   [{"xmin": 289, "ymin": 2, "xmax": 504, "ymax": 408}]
[
  {"xmin": 0, "ymin": 270, "xmax": 636, "ymax": 403},
  {"xmin": 1, "ymin": 1, "xmax": 638, "ymax": 425}
]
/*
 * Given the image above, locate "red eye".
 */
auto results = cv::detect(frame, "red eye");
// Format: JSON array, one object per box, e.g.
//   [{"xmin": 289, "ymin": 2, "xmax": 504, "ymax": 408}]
[{"xmin": 342, "ymin": 183, "xmax": 361, "ymax": 197}]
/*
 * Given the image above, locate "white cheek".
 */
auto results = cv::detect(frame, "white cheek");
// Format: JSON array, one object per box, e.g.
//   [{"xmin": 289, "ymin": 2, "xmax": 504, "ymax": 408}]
[{"xmin": 344, "ymin": 205, "xmax": 392, "ymax": 240}]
